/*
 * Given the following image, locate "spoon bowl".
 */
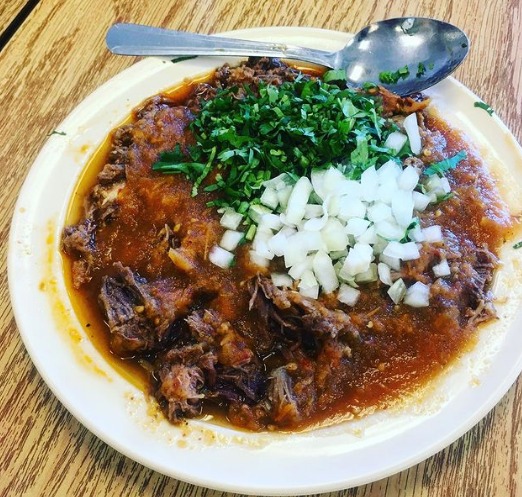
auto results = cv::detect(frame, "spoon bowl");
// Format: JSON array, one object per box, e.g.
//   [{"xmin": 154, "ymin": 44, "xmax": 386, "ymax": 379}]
[{"xmin": 106, "ymin": 18, "xmax": 469, "ymax": 96}]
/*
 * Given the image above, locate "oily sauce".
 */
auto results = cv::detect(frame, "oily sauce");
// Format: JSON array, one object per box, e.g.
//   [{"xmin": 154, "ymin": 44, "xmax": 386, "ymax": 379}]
[{"xmin": 62, "ymin": 72, "xmax": 512, "ymax": 430}]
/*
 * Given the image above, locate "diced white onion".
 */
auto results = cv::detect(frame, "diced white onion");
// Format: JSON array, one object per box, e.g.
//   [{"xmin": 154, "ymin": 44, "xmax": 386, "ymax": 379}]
[
  {"xmin": 313, "ymin": 250, "xmax": 339, "ymax": 293},
  {"xmin": 404, "ymin": 281, "xmax": 430, "ymax": 307},
  {"xmin": 377, "ymin": 262, "xmax": 393, "ymax": 286},
  {"xmin": 422, "ymin": 225, "xmax": 443, "ymax": 243},
  {"xmin": 298, "ymin": 269, "xmax": 319, "ymax": 298},
  {"xmin": 412, "ymin": 191, "xmax": 431, "ymax": 211},
  {"xmin": 345, "ymin": 217, "xmax": 371, "ymax": 236},
  {"xmin": 398, "ymin": 166, "xmax": 420, "ymax": 191},
  {"xmin": 367, "ymin": 202, "xmax": 392, "ymax": 223},
  {"xmin": 285, "ymin": 176, "xmax": 313, "ymax": 225},
  {"xmin": 355, "ymin": 263, "xmax": 378, "ymax": 283},
  {"xmin": 388, "ymin": 278, "xmax": 407, "ymax": 304},
  {"xmin": 403, "ymin": 113, "xmax": 422, "ymax": 154},
  {"xmin": 249, "ymin": 250, "xmax": 269, "ymax": 268},
  {"xmin": 219, "ymin": 230, "xmax": 243, "ymax": 251},
  {"xmin": 249, "ymin": 204, "xmax": 272, "ymax": 224},
  {"xmin": 271, "ymin": 272, "xmax": 293, "ymax": 288},
  {"xmin": 432, "ymin": 259, "xmax": 451, "ymax": 277},
  {"xmin": 260, "ymin": 186, "xmax": 279, "ymax": 210},
  {"xmin": 383, "ymin": 241, "xmax": 420, "ymax": 261},
  {"xmin": 384, "ymin": 131, "xmax": 408, "ymax": 153},
  {"xmin": 338, "ymin": 284, "xmax": 361, "ymax": 306},
  {"xmin": 392, "ymin": 189, "xmax": 414, "ymax": 227},
  {"xmin": 248, "ymin": 160, "xmax": 450, "ymax": 305},
  {"xmin": 259, "ymin": 213, "xmax": 283, "ymax": 231},
  {"xmin": 209, "ymin": 245, "xmax": 235, "ymax": 269},
  {"xmin": 220, "ymin": 209, "xmax": 243, "ymax": 230}
]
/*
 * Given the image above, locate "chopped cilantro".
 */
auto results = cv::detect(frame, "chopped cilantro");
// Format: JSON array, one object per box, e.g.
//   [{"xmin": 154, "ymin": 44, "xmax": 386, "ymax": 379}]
[
  {"xmin": 379, "ymin": 66, "xmax": 410, "ymax": 84},
  {"xmin": 424, "ymin": 151, "xmax": 467, "ymax": 177},
  {"xmin": 474, "ymin": 101, "xmax": 494, "ymax": 116},
  {"xmin": 416, "ymin": 62, "xmax": 427, "ymax": 78},
  {"xmin": 48, "ymin": 130, "xmax": 67, "ymax": 137},
  {"xmin": 171, "ymin": 56, "xmax": 198, "ymax": 64},
  {"xmin": 323, "ymin": 69, "xmax": 347, "ymax": 83},
  {"xmin": 513, "ymin": 241, "xmax": 522, "ymax": 249},
  {"xmin": 154, "ymin": 76, "xmax": 399, "ymax": 210}
]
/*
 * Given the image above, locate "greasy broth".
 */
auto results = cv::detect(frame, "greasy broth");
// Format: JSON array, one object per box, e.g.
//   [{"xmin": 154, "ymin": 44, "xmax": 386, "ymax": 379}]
[{"xmin": 63, "ymin": 72, "xmax": 512, "ymax": 430}]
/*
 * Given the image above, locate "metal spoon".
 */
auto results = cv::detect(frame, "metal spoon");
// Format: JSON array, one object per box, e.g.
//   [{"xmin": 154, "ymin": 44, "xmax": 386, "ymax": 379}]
[{"xmin": 106, "ymin": 18, "xmax": 469, "ymax": 96}]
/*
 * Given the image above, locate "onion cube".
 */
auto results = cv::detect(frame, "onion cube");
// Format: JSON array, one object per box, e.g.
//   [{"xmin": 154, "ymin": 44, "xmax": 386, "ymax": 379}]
[
  {"xmin": 285, "ymin": 176, "xmax": 313, "ymax": 225},
  {"xmin": 304, "ymin": 204, "xmax": 324, "ymax": 219},
  {"xmin": 209, "ymin": 245, "xmax": 235, "ymax": 269},
  {"xmin": 267, "ymin": 230, "xmax": 288, "ymax": 257},
  {"xmin": 387, "ymin": 278, "xmax": 407, "ymax": 304},
  {"xmin": 367, "ymin": 202, "xmax": 392, "ymax": 223},
  {"xmin": 220, "ymin": 209, "xmax": 243, "ymax": 230},
  {"xmin": 249, "ymin": 250, "xmax": 269, "ymax": 268},
  {"xmin": 404, "ymin": 281, "xmax": 430, "ymax": 307},
  {"xmin": 403, "ymin": 113, "xmax": 422, "ymax": 155},
  {"xmin": 383, "ymin": 241, "xmax": 420, "ymax": 261},
  {"xmin": 355, "ymin": 263, "xmax": 378, "ymax": 283},
  {"xmin": 340, "ymin": 243, "xmax": 373, "ymax": 278},
  {"xmin": 219, "ymin": 230, "xmax": 243, "ymax": 252},
  {"xmin": 259, "ymin": 213, "xmax": 283, "ymax": 231},
  {"xmin": 433, "ymin": 259, "xmax": 451, "ymax": 277},
  {"xmin": 321, "ymin": 226, "xmax": 349, "ymax": 252},
  {"xmin": 377, "ymin": 160, "xmax": 402, "ymax": 182},
  {"xmin": 422, "ymin": 225, "xmax": 443, "ymax": 243},
  {"xmin": 412, "ymin": 191, "xmax": 431, "ymax": 211},
  {"xmin": 271, "ymin": 273, "xmax": 294, "ymax": 288},
  {"xmin": 384, "ymin": 131, "xmax": 408, "ymax": 154},
  {"xmin": 277, "ymin": 186, "xmax": 293, "ymax": 210},
  {"xmin": 338, "ymin": 197, "xmax": 367, "ymax": 220},
  {"xmin": 375, "ymin": 220, "xmax": 404, "ymax": 241},
  {"xmin": 398, "ymin": 166, "xmax": 420, "ymax": 191},
  {"xmin": 260, "ymin": 186, "xmax": 279, "ymax": 210},
  {"xmin": 357, "ymin": 225, "xmax": 378, "ymax": 245},
  {"xmin": 313, "ymin": 250, "xmax": 339, "ymax": 293},
  {"xmin": 377, "ymin": 262, "xmax": 393, "ymax": 286},
  {"xmin": 345, "ymin": 217, "xmax": 371, "ymax": 237},
  {"xmin": 338, "ymin": 284, "xmax": 361, "ymax": 306},
  {"xmin": 391, "ymin": 189, "xmax": 414, "ymax": 227},
  {"xmin": 360, "ymin": 166, "xmax": 379, "ymax": 202},
  {"xmin": 288, "ymin": 255, "xmax": 314, "ymax": 280},
  {"xmin": 298, "ymin": 269, "xmax": 319, "ymax": 299}
]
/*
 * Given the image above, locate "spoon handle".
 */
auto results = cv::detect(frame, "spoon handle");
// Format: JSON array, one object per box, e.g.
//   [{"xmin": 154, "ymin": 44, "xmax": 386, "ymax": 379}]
[{"xmin": 106, "ymin": 23, "xmax": 337, "ymax": 68}]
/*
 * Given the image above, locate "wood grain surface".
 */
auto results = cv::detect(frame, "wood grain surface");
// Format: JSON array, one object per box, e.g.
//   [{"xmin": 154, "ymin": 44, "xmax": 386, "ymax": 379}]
[
  {"xmin": 0, "ymin": 0, "xmax": 27, "ymax": 35},
  {"xmin": 0, "ymin": 0, "xmax": 521, "ymax": 496}
]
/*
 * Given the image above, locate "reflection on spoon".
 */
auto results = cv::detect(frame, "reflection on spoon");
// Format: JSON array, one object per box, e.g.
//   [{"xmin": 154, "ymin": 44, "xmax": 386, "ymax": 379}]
[{"xmin": 106, "ymin": 18, "xmax": 469, "ymax": 96}]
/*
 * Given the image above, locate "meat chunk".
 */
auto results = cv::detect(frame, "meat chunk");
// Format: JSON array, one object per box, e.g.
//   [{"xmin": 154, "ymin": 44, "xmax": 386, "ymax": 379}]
[
  {"xmin": 157, "ymin": 363, "xmax": 205, "ymax": 421},
  {"xmin": 62, "ymin": 219, "xmax": 96, "ymax": 288},
  {"xmin": 249, "ymin": 276, "xmax": 359, "ymax": 341},
  {"xmin": 98, "ymin": 263, "xmax": 194, "ymax": 356},
  {"xmin": 187, "ymin": 310, "xmax": 255, "ymax": 367},
  {"xmin": 153, "ymin": 309, "xmax": 266, "ymax": 424}
]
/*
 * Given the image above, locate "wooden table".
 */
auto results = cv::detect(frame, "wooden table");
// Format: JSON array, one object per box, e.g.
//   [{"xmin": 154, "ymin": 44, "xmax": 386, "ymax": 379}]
[{"xmin": 1, "ymin": 1, "xmax": 521, "ymax": 495}]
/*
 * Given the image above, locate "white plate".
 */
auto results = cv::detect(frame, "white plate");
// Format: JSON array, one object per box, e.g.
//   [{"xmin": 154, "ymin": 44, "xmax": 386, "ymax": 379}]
[{"xmin": 8, "ymin": 27, "xmax": 522, "ymax": 495}]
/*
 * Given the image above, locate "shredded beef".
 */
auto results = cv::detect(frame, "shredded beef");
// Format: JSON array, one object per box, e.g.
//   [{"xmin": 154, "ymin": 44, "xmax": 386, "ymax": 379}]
[
  {"xmin": 98, "ymin": 263, "xmax": 195, "ymax": 356},
  {"xmin": 62, "ymin": 57, "xmax": 510, "ymax": 431}
]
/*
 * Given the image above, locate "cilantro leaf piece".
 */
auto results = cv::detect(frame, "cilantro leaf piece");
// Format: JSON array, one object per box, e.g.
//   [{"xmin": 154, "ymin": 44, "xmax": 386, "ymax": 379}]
[
  {"xmin": 424, "ymin": 151, "xmax": 467, "ymax": 177},
  {"xmin": 513, "ymin": 241, "xmax": 522, "ymax": 249},
  {"xmin": 171, "ymin": 56, "xmax": 198, "ymax": 64},
  {"xmin": 379, "ymin": 65, "xmax": 410, "ymax": 84},
  {"xmin": 474, "ymin": 101, "xmax": 494, "ymax": 116},
  {"xmin": 323, "ymin": 69, "xmax": 347, "ymax": 83},
  {"xmin": 416, "ymin": 62, "xmax": 427, "ymax": 78}
]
